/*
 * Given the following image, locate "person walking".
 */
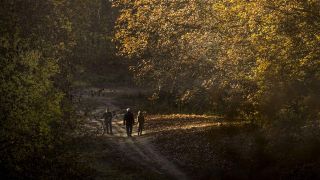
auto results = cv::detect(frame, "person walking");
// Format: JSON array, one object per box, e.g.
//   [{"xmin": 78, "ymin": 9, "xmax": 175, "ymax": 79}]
[
  {"xmin": 137, "ymin": 111, "xmax": 145, "ymax": 136},
  {"xmin": 103, "ymin": 108, "xmax": 113, "ymax": 134},
  {"xmin": 123, "ymin": 108, "xmax": 134, "ymax": 137}
]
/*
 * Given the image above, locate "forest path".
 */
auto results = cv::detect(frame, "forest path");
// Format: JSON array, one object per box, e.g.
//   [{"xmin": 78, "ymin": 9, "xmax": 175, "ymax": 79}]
[{"xmin": 80, "ymin": 87, "xmax": 189, "ymax": 180}]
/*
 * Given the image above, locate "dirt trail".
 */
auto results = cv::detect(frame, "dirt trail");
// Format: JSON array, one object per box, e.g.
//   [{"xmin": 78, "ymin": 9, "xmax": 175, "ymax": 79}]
[{"xmin": 81, "ymin": 88, "xmax": 189, "ymax": 180}]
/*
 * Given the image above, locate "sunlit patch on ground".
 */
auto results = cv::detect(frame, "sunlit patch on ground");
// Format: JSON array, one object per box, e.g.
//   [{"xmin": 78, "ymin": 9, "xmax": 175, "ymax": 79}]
[
  {"xmin": 148, "ymin": 114, "xmax": 221, "ymax": 120},
  {"xmin": 146, "ymin": 114, "xmax": 247, "ymax": 134}
]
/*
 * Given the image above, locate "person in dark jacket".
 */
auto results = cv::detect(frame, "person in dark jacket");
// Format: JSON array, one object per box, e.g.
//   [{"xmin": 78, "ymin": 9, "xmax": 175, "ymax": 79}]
[
  {"xmin": 123, "ymin": 108, "xmax": 134, "ymax": 137},
  {"xmin": 137, "ymin": 111, "xmax": 145, "ymax": 136},
  {"xmin": 103, "ymin": 108, "xmax": 113, "ymax": 134}
]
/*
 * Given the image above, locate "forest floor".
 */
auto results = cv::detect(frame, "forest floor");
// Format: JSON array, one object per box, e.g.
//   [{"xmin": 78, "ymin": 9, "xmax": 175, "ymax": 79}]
[
  {"xmin": 75, "ymin": 87, "xmax": 251, "ymax": 180},
  {"xmin": 76, "ymin": 86, "xmax": 320, "ymax": 180},
  {"xmin": 75, "ymin": 87, "xmax": 191, "ymax": 180}
]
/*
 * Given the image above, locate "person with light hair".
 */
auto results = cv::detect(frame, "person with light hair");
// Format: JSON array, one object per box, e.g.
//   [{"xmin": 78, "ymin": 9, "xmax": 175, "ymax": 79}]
[{"xmin": 123, "ymin": 108, "xmax": 134, "ymax": 137}]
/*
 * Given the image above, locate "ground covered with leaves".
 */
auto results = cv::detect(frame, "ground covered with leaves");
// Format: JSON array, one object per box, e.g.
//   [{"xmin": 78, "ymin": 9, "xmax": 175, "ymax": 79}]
[{"xmin": 147, "ymin": 114, "xmax": 320, "ymax": 180}]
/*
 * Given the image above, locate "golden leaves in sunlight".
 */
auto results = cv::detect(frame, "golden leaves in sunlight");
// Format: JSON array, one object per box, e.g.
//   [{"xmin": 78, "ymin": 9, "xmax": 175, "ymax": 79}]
[{"xmin": 114, "ymin": 0, "xmax": 320, "ymax": 121}]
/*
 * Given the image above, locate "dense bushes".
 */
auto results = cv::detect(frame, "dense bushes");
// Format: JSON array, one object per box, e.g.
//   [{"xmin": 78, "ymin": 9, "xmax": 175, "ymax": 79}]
[
  {"xmin": 0, "ymin": 0, "xmax": 115, "ymax": 178},
  {"xmin": 0, "ymin": 1, "xmax": 69, "ymax": 178}
]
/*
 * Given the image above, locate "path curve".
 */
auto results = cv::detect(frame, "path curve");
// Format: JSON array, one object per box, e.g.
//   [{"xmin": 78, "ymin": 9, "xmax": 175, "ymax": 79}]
[{"xmin": 82, "ymin": 87, "xmax": 189, "ymax": 180}]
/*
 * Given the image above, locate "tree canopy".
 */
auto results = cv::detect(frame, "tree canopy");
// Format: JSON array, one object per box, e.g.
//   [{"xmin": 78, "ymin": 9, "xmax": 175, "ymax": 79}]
[{"xmin": 114, "ymin": 0, "xmax": 320, "ymax": 121}]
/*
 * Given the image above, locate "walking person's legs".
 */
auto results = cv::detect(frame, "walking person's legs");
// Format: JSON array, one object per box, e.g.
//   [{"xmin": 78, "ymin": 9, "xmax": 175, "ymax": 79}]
[
  {"xmin": 140, "ymin": 123, "xmax": 144, "ymax": 135},
  {"xmin": 109, "ymin": 121, "xmax": 113, "ymax": 134},
  {"xmin": 138, "ymin": 124, "xmax": 142, "ymax": 136},
  {"xmin": 107, "ymin": 121, "xmax": 112, "ymax": 134},
  {"xmin": 105, "ymin": 120, "xmax": 109, "ymax": 134},
  {"xmin": 129, "ymin": 125, "xmax": 133, "ymax": 137},
  {"xmin": 102, "ymin": 121, "xmax": 106, "ymax": 134},
  {"xmin": 126, "ymin": 125, "xmax": 130, "ymax": 137}
]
